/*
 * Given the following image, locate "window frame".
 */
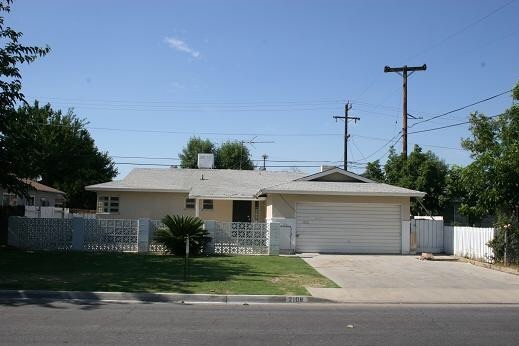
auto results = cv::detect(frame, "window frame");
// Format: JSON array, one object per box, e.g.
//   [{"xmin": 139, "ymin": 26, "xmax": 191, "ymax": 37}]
[
  {"xmin": 97, "ymin": 196, "xmax": 120, "ymax": 214},
  {"xmin": 185, "ymin": 198, "xmax": 196, "ymax": 209},
  {"xmin": 202, "ymin": 199, "xmax": 213, "ymax": 210}
]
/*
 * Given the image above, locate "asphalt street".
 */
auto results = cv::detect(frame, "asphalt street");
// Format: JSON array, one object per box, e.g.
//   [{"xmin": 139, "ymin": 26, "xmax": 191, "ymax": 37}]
[{"xmin": 1, "ymin": 300, "xmax": 519, "ymax": 345}]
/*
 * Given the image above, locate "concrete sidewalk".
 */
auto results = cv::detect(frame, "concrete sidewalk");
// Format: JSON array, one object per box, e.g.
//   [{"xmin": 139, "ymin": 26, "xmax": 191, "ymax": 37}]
[{"xmin": 304, "ymin": 255, "xmax": 519, "ymax": 304}]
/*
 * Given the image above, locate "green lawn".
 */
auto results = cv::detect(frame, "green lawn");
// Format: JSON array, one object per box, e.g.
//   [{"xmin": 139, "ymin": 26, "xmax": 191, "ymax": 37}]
[{"xmin": 0, "ymin": 249, "xmax": 337, "ymax": 295}]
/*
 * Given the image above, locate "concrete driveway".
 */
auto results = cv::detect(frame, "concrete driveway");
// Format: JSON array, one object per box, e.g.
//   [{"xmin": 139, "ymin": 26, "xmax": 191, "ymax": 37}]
[{"xmin": 304, "ymin": 255, "xmax": 519, "ymax": 304}]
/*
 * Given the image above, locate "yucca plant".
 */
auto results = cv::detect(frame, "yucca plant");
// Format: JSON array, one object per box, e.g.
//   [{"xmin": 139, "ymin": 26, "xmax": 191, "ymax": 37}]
[{"xmin": 154, "ymin": 215, "xmax": 209, "ymax": 256}]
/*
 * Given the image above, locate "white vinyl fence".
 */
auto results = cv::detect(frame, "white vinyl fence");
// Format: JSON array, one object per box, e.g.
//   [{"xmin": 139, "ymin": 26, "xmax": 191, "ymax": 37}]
[
  {"xmin": 444, "ymin": 226, "xmax": 494, "ymax": 261},
  {"xmin": 8, "ymin": 217, "xmax": 280, "ymax": 255},
  {"xmin": 24, "ymin": 206, "xmax": 96, "ymax": 219},
  {"xmin": 413, "ymin": 218, "xmax": 444, "ymax": 253},
  {"xmin": 413, "ymin": 218, "xmax": 495, "ymax": 262}
]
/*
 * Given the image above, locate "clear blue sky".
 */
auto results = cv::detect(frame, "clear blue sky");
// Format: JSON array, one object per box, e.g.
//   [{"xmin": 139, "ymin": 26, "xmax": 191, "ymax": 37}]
[{"xmin": 10, "ymin": 0, "xmax": 519, "ymax": 178}]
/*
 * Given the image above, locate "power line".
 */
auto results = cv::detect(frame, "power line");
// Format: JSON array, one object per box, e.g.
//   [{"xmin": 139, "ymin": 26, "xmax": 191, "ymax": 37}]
[
  {"xmin": 113, "ymin": 162, "xmax": 365, "ymax": 169},
  {"xmin": 358, "ymin": 132, "xmax": 403, "ymax": 162},
  {"xmin": 408, "ymin": 114, "xmax": 501, "ymax": 134},
  {"xmin": 408, "ymin": 0, "xmax": 517, "ymax": 60},
  {"xmin": 30, "ymin": 122, "xmax": 346, "ymax": 137},
  {"xmin": 28, "ymin": 95, "xmax": 442, "ymax": 118},
  {"xmin": 353, "ymin": 1, "xmax": 515, "ymax": 117},
  {"xmin": 410, "ymin": 89, "xmax": 512, "ymax": 127}
]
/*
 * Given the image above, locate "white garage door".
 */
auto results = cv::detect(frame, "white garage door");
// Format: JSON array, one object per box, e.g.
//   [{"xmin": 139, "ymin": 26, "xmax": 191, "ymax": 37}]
[{"xmin": 296, "ymin": 202, "xmax": 402, "ymax": 254}]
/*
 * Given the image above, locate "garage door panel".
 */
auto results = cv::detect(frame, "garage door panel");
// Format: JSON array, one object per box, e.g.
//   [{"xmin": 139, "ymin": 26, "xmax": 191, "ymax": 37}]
[
  {"xmin": 296, "ymin": 202, "xmax": 402, "ymax": 254},
  {"xmin": 301, "ymin": 218, "xmax": 400, "ymax": 228}
]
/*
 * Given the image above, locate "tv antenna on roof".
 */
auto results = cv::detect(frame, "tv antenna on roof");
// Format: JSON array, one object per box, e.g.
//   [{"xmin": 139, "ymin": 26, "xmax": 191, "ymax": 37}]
[{"xmin": 239, "ymin": 136, "xmax": 274, "ymax": 170}]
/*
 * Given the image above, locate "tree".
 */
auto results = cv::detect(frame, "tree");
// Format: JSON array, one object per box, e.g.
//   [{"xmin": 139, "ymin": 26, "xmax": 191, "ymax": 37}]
[
  {"xmin": 10, "ymin": 102, "xmax": 117, "ymax": 209},
  {"xmin": 0, "ymin": 0, "xmax": 50, "ymax": 196},
  {"xmin": 154, "ymin": 215, "xmax": 208, "ymax": 256},
  {"xmin": 363, "ymin": 145, "xmax": 449, "ymax": 215},
  {"xmin": 362, "ymin": 160, "xmax": 385, "ymax": 182},
  {"xmin": 215, "ymin": 141, "xmax": 254, "ymax": 170},
  {"xmin": 178, "ymin": 138, "xmax": 254, "ymax": 170},
  {"xmin": 460, "ymin": 83, "xmax": 519, "ymax": 218},
  {"xmin": 179, "ymin": 137, "xmax": 215, "ymax": 168}
]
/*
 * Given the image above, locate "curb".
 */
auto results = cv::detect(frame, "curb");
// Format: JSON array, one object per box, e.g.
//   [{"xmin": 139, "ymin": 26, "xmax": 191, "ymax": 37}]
[
  {"xmin": 0, "ymin": 290, "xmax": 332, "ymax": 305},
  {"xmin": 457, "ymin": 257, "xmax": 519, "ymax": 276}
]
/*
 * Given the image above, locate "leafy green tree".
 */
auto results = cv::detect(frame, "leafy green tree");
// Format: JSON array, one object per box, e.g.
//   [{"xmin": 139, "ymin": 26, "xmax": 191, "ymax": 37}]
[
  {"xmin": 10, "ymin": 102, "xmax": 117, "ymax": 209},
  {"xmin": 215, "ymin": 141, "xmax": 254, "ymax": 170},
  {"xmin": 0, "ymin": 0, "xmax": 50, "ymax": 196},
  {"xmin": 178, "ymin": 138, "xmax": 254, "ymax": 170},
  {"xmin": 460, "ymin": 84, "xmax": 519, "ymax": 218},
  {"xmin": 362, "ymin": 160, "xmax": 385, "ymax": 182},
  {"xmin": 363, "ymin": 145, "xmax": 448, "ymax": 215},
  {"xmin": 179, "ymin": 137, "xmax": 216, "ymax": 168},
  {"xmin": 154, "ymin": 215, "xmax": 208, "ymax": 256}
]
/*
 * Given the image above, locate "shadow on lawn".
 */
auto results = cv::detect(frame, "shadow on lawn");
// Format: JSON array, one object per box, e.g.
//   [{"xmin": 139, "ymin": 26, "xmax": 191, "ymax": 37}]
[{"xmin": 0, "ymin": 251, "xmax": 265, "ymax": 297}]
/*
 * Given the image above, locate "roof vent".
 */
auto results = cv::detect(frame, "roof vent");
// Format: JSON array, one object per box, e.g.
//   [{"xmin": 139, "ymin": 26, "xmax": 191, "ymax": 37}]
[
  {"xmin": 198, "ymin": 153, "xmax": 214, "ymax": 169},
  {"xmin": 320, "ymin": 165, "xmax": 336, "ymax": 172}
]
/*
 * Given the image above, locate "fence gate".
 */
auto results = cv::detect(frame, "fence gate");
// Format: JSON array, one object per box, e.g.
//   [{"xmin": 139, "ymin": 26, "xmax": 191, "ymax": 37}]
[{"xmin": 412, "ymin": 218, "xmax": 444, "ymax": 253}]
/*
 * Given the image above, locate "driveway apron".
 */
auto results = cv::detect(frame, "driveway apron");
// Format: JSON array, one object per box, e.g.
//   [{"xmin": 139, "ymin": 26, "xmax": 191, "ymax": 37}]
[{"xmin": 304, "ymin": 255, "xmax": 519, "ymax": 304}]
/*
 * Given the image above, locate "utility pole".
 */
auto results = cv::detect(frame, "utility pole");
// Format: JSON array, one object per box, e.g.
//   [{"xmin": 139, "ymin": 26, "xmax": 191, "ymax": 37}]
[
  {"xmin": 261, "ymin": 154, "xmax": 268, "ymax": 171},
  {"xmin": 384, "ymin": 64, "xmax": 427, "ymax": 158},
  {"xmin": 333, "ymin": 102, "xmax": 360, "ymax": 171}
]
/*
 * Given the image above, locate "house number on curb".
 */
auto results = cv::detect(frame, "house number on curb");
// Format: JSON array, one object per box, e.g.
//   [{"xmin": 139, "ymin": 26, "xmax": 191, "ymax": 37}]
[{"xmin": 286, "ymin": 296, "xmax": 307, "ymax": 303}]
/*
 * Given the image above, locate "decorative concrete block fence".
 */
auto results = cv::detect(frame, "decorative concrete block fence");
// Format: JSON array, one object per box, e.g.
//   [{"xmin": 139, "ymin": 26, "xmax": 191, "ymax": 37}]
[{"xmin": 7, "ymin": 216, "xmax": 280, "ymax": 255}]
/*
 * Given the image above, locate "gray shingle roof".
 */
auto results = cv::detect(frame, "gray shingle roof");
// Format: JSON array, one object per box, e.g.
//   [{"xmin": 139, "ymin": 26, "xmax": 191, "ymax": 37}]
[
  {"xmin": 86, "ymin": 168, "xmax": 305, "ymax": 199},
  {"xmin": 258, "ymin": 181, "xmax": 425, "ymax": 197},
  {"xmin": 86, "ymin": 167, "xmax": 426, "ymax": 198}
]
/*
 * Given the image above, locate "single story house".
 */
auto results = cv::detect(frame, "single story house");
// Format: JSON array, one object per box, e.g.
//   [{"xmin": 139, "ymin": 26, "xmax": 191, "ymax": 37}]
[
  {"xmin": 86, "ymin": 162, "xmax": 425, "ymax": 255},
  {"xmin": 0, "ymin": 179, "xmax": 65, "ymax": 208}
]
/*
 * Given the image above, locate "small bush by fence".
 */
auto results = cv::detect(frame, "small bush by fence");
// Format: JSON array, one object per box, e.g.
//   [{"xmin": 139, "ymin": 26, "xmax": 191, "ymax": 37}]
[{"xmin": 488, "ymin": 216, "xmax": 519, "ymax": 265}]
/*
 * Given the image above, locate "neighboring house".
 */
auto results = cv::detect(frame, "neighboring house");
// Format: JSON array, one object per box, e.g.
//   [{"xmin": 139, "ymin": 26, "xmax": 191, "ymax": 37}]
[
  {"xmin": 86, "ymin": 157, "xmax": 425, "ymax": 255},
  {"xmin": 0, "ymin": 179, "xmax": 65, "ymax": 208}
]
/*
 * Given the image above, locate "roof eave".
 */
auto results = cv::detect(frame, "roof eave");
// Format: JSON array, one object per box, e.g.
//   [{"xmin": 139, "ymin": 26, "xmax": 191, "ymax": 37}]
[
  {"xmin": 85, "ymin": 186, "xmax": 190, "ymax": 193},
  {"xmin": 260, "ymin": 189, "xmax": 426, "ymax": 198},
  {"xmin": 188, "ymin": 194, "xmax": 266, "ymax": 201}
]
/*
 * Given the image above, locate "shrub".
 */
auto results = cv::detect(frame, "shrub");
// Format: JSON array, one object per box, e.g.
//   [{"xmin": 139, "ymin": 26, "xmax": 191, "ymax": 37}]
[
  {"xmin": 154, "ymin": 215, "xmax": 209, "ymax": 256},
  {"xmin": 488, "ymin": 214, "xmax": 519, "ymax": 265}
]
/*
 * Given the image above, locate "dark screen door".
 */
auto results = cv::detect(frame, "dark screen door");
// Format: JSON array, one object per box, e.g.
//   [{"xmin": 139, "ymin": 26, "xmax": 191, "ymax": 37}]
[{"xmin": 232, "ymin": 200, "xmax": 252, "ymax": 222}]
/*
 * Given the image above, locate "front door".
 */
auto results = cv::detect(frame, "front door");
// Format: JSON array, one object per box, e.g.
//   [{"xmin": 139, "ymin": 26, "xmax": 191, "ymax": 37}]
[{"xmin": 232, "ymin": 200, "xmax": 252, "ymax": 222}]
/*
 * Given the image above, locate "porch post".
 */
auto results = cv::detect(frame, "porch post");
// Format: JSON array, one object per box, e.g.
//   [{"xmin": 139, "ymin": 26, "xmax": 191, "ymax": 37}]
[{"xmin": 195, "ymin": 198, "xmax": 200, "ymax": 218}]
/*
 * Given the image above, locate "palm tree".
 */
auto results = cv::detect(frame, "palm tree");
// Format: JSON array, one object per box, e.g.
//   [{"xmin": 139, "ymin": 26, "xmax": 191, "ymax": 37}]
[{"xmin": 154, "ymin": 215, "xmax": 208, "ymax": 256}]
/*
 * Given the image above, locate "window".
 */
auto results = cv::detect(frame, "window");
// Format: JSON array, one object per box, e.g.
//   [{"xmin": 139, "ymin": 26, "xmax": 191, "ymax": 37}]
[
  {"xmin": 97, "ymin": 196, "xmax": 119, "ymax": 213},
  {"xmin": 185, "ymin": 198, "xmax": 196, "ymax": 209},
  {"xmin": 55, "ymin": 197, "xmax": 65, "ymax": 208},
  {"xmin": 26, "ymin": 196, "xmax": 35, "ymax": 206},
  {"xmin": 2, "ymin": 193, "xmax": 17, "ymax": 206},
  {"xmin": 40, "ymin": 198, "xmax": 50, "ymax": 207},
  {"xmin": 203, "ymin": 199, "xmax": 213, "ymax": 210}
]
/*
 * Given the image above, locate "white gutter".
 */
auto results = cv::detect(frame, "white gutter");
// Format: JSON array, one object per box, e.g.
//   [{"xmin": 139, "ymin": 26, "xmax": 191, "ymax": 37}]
[
  {"xmin": 85, "ymin": 186, "xmax": 191, "ymax": 193},
  {"xmin": 258, "ymin": 189, "xmax": 426, "ymax": 198}
]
